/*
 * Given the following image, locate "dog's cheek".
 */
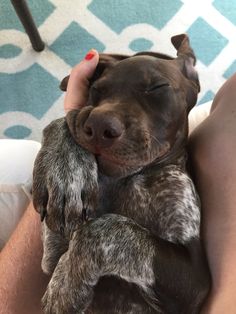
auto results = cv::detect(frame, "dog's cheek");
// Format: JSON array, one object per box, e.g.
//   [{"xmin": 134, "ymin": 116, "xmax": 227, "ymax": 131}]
[{"xmin": 123, "ymin": 131, "xmax": 151, "ymax": 161}]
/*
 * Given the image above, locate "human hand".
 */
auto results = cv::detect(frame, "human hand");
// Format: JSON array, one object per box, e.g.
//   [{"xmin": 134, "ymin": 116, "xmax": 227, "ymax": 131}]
[{"xmin": 64, "ymin": 49, "xmax": 99, "ymax": 113}]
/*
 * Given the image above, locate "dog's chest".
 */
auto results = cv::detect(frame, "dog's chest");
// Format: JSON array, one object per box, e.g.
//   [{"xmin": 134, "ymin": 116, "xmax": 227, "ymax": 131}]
[{"xmin": 98, "ymin": 164, "xmax": 200, "ymax": 243}]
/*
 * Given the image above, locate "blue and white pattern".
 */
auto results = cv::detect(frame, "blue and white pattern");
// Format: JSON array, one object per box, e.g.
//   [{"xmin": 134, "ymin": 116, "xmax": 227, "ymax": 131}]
[{"xmin": 0, "ymin": 0, "xmax": 235, "ymax": 140}]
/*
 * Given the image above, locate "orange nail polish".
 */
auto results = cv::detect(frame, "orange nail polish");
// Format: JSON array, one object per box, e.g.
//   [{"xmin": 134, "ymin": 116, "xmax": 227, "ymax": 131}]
[{"xmin": 85, "ymin": 50, "xmax": 95, "ymax": 60}]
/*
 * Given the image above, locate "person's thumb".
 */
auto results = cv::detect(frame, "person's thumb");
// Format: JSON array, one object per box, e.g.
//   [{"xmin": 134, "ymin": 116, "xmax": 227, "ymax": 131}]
[{"xmin": 64, "ymin": 49, "xmax": 99, "ymax": 112}]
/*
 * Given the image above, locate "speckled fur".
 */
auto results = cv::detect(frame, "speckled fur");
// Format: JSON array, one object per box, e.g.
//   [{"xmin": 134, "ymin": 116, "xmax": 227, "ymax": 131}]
[
  {"xmin": 33, "ymin": 34, "xmax": 210, "ymax": 314},
  {"xmin": 33, "ymin": 118, "xmax": 98, "ymax": 274}
]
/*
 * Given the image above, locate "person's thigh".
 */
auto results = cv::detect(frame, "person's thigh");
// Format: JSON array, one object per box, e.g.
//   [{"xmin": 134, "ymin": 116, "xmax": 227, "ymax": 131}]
[
  {"xmin": 189, "ymin": 73, "xmax": 236, "ymax": 313},
  {"xmin": 0, "ymin": 139, "xmax": 41, "ymax": 249}
]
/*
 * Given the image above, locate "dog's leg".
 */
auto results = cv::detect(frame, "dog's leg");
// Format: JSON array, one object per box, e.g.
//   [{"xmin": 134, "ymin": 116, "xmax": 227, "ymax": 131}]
[
  {"xmin": 41, "ymin": 222, "xmax": 69, "ymax": 275},
  {"xmin": 33, "ymin": 117, "xmax": 98, "ymax": 232},
  {"xmin": 42, "ymin": 241, "xmax": 97, "ymax": 314},
  {"xmin": 33, "ymin": 117, "xmax": 98, "ymax": 274},
  {"xmin": 42, "ymin": 214, "xmax": 210, "ymax": 314}
]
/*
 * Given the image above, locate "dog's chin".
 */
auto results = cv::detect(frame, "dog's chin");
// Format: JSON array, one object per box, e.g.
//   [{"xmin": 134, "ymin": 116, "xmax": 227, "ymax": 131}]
[{"xmin": 96, "ymin": 155, "xmax": 142, "ymax": 178}]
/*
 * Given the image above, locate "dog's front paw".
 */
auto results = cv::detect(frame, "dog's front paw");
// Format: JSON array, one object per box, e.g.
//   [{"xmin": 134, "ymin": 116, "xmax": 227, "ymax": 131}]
[
  {"xmin": 42, "ymin": 285, "xmax": 80, "ymax": 314},
  {"xmin": 42, "ymin": 249, "xmax": 94, "ymax": 314},
  {"xmin": 42, "ymin": 285, "xmax": 63, "ymax": 314},
  {"xmin": 42, "ymin": 284, "xmax": 92, "ymax": 314},
  {"xmin": 32, "ymin": 118, "xmax": 98, "ymax": 235}
]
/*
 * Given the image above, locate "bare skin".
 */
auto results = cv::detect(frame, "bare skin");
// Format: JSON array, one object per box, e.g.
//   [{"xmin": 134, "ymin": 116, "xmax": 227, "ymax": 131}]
[
  {"xmin": 0, "ymin": 205, "xmax": 48, "ymax": 314},
  {"xmin": 189, "ymin": 73, "xmax": 236, "ymax": 313},
  {"xmin": 0, "ymin": 47, "xmax": 235, "ymax": 313}
]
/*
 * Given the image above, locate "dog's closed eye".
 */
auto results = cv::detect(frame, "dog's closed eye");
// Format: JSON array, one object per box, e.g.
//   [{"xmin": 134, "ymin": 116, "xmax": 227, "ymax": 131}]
[{"xmin": 145, "ymin": 83, "xmax": 169, "ymax": 94}]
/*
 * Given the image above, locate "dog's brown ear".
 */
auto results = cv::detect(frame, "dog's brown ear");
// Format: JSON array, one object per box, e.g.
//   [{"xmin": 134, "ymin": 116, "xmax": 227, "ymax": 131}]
[
  {"xmin": 171, "ymin": 34, "xmax": 200, "ymax": 111},
  {"xmin": 171, "ymin": 34, "xmax": 199, "ymax": 89},
  {"xmin": 171, "ymin": 34, "xmax": 196, "ymax": 64},
  {"xmin": 60, "ymin": 75, "xmax": 69, "ymax": 91},
  {"xmin": 59, "ymin": 53, "xmax": 130, "ymax": 92}
]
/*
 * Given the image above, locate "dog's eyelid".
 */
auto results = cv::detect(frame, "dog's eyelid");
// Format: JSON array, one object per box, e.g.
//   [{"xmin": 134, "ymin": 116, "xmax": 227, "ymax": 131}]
[{"xmin": 145, "ymin": 83, "xmax": 170, "ymax": 93}]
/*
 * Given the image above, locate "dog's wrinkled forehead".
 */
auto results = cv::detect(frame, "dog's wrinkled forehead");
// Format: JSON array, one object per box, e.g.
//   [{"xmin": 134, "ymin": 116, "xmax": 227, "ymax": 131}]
[{"xmin": 95, "ymin": 56, "xmax": 184, "ymax": 90}]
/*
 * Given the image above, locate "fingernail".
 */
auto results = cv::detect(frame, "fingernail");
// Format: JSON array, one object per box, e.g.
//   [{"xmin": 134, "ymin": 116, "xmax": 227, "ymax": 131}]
[{"xmin": 85, "ymin": 49, "xmax": 96, "ymax": 61}]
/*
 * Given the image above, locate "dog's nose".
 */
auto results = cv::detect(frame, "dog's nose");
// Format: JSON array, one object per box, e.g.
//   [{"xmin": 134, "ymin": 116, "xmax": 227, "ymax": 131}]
[{"xmin": 83, "ymin": 113, "xmax": 124, "ymax": 148}]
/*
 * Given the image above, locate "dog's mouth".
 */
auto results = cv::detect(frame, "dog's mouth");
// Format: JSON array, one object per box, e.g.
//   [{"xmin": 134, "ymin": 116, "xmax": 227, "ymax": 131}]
[
  {"xmin": 84, "ymin": 135, "xmax": 171, "ymax": 177},
  {"xmin": 95, "ymin": 153, "xmax": 142, "ymax": 177},
  {"xmin": 93, "ymin": 141, "xmax": 171, "ymax": 177},
  {"xmin": 95, "ymin": 152, "xmax": 136, "ymax": 168}
]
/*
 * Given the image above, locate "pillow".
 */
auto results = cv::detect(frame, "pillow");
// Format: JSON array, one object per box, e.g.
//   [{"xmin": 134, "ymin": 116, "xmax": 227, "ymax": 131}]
[{"xmin": 0, "ymin": 139, "xmax": 41, "ymax": 249}]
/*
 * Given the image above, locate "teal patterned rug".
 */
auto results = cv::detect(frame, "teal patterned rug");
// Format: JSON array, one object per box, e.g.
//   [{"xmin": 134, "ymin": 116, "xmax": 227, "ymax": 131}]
[{"xmin": 0, "ymin": 0, "xmax": 236, "ymax": 141}]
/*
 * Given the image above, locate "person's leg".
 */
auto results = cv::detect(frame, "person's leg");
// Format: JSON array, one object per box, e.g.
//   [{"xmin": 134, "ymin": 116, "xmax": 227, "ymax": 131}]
[
  {"xmin": 0, "ymin": 139, "xmax": 48, "ymax": 314},
  {"xmin": 0, "ymin": 203, "xmax": 49, "ymax": 314},
  {"xmin": 189, "ymin": 73, "xmax": 236, "ymax": 313}
]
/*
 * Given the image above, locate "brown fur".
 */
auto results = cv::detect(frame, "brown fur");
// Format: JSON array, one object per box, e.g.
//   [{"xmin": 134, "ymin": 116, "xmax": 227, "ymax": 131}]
[{"xmin": 32, "ymin": 34, "xmax": 210, "ymax": 314}]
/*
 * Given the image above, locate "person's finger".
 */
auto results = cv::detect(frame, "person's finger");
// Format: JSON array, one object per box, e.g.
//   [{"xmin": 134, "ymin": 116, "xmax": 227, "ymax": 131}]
[{"xmin": 64, "ymin": 49, "xmax": 99, "ymax": 113}]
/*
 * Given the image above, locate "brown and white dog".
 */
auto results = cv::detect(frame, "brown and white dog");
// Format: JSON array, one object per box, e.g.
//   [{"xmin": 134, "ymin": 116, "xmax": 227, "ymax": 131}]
[{"xmin": 33, "ymin": 34, "xmax": 210, "ymax": 314}]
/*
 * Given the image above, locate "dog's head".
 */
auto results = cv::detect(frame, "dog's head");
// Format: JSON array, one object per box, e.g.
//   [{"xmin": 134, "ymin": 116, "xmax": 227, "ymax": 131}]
[{"xmin": 64, "ymin": 34, "xmax": 200, "ymax": 177}]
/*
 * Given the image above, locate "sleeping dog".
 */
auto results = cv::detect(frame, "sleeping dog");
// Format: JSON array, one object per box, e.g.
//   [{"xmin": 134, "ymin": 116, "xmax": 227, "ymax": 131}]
[{"xmin": 32, "ymin": 34, "xmax": 210, "ymax": 314}]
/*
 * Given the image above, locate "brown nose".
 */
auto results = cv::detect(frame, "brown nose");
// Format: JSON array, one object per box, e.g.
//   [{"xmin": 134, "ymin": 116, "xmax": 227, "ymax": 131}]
[{"xmin": 83, "ymin": 112, "xmax": 124, "ymax": 148}]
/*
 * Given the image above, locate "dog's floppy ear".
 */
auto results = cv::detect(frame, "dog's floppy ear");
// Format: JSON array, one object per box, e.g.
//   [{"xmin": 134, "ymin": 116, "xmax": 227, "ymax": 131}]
[
  {"xmin": 60, "ymin": 75, "xmax": 70, "ymax": 92},
  {"xmin": 171, "ymin": 34, "xmax": 200, "ymax": 111},
  {"xmin": 171, "ymin": 34, "xmax": 200, "ymax": 89},
  {"xmin": 171, "ymin": 34, "xmax": 196, "ymax": 64},
  {"xmin": 60, "ymin": 53, "xmax": 130, "ymax": 92}
]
